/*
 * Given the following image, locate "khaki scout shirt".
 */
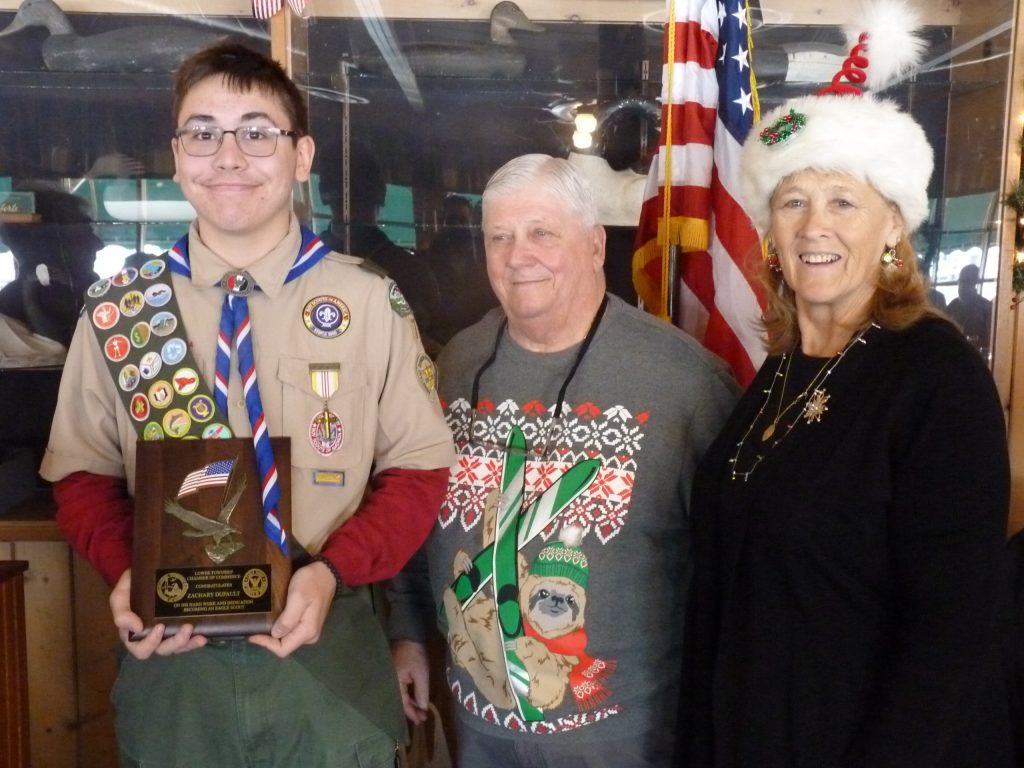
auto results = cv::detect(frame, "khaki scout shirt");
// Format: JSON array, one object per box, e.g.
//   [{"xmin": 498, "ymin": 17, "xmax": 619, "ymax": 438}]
[{"xmin": 42, "ymin": 218, "xmax": 456, "ymax": 552}]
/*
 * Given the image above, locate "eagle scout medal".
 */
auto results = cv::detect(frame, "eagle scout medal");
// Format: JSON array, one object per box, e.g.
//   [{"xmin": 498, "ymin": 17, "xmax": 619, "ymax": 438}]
[
  {"xmin": 302, "ymin": 295, "xmax": 350, "ymax": 338},
  {"xmin": 308, "ymin": 364, "xmax": 342, "ymax": 455},
  {"xmin": 309, "ymin": 410, "xmax": 344, "ymax": 456}
]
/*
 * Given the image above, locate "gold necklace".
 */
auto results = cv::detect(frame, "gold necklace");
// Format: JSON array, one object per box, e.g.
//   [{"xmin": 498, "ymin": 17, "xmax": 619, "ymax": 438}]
[{"xmin": 729, "ymin": 323, "xmax": 877, "ymax": 482}]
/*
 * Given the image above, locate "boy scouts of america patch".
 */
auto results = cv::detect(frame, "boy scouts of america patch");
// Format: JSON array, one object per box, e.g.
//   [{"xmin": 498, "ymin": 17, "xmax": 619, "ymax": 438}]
[
  {"xmin": 388, "ymin": 282, "xmax": 413, "ymax": 318},
  {"xmin": 302, "ymin": 295, "xmax": 351, "ymax": 338},
  {"xmin": 416, "ymin": 354, "xmax": 437, "ymax": 394}
]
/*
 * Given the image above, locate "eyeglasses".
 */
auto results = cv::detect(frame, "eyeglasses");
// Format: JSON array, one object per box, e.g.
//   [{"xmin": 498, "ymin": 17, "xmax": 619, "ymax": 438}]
[{"xmin": 174, "ymin": 124, "xmax": 298, "ymax": 157}]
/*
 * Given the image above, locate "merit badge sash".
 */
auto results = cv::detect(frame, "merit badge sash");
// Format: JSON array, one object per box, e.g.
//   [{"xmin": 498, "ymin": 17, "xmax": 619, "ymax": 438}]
[{"xmin": 85, "ymin": 254, "xmax": 231, "ymax": 441}]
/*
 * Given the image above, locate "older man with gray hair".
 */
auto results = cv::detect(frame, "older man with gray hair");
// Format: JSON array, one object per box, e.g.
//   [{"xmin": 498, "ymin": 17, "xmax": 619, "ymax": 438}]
[{"xmin": 388, "ymin": 154, "xmax": 738, "ymax": 767}]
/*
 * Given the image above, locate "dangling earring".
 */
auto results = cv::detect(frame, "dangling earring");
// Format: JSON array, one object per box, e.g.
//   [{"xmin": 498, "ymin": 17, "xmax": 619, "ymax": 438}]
[
  {"xmin": 766, "ymin": 239, "xmax": 782, "ymax": 273},
  {"xmin": 880, "ymin": 244, "xmax": 905, "ymax": 272},
  {"xmin": 880, "ymin": 242, "xmax": 903, "ymax": 269}
]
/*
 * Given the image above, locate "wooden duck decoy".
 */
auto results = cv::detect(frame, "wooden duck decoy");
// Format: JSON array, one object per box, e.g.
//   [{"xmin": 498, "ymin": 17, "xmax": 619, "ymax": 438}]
[
  {"xmin": 359, "ymin": 1, "xmax": 544, "ymax": 80},
  {"xmin": 0, "ymin": 0, "xmax": 229, "ymax": 73}
]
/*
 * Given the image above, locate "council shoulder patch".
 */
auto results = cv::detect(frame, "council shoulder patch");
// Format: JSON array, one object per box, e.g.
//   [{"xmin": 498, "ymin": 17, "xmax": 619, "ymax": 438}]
[{"xmin": 388, "ymin": 281, "xmax": 413, "ymax": 318}]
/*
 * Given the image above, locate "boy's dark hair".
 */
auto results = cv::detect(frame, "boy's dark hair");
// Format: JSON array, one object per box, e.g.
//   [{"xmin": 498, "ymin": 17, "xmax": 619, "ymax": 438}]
[{"xmin": 172, "ymin": 43, "xmax": 309, "ymax": 137}]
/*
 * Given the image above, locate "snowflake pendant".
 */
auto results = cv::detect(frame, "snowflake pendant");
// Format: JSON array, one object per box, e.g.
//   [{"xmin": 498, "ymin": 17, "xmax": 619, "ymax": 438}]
[{"xmin": 802, "ymin": 388, "xmax": 830, "ymax": 424}]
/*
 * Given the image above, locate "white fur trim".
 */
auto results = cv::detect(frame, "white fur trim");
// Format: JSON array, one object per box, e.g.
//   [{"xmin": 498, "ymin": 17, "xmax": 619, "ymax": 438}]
[
  {"xmin": 850, "ymin": 0, "xmax": 926, "ymax": 90},
  {"xmin": 740, "ymin": 94, "xmax": 933, "ymax": 237}
]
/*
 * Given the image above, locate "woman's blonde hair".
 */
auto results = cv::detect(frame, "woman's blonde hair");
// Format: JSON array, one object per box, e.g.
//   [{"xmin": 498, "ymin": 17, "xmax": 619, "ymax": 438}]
[{"xmin": 760, "ymin": 237, "xmax": 948, "ymax": 355}]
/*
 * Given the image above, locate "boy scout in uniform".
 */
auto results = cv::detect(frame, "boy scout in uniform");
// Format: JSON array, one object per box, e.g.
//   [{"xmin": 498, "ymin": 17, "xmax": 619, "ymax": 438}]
[{"xmin": 41, "ymin": 43, "xmax": 455, "ymax": 767}]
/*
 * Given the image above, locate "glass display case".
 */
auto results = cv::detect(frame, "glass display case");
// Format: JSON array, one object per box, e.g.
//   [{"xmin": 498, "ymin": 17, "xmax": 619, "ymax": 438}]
[{"xmin": 0, "ymin": 0, "xmax": 1019, "ymax": 508}]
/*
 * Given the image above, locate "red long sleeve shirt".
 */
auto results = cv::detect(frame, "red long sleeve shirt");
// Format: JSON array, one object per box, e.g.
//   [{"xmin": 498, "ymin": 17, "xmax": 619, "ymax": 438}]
[{"xmin": 54, "ymin": 465, "xmax": 449, "ymax": 588}]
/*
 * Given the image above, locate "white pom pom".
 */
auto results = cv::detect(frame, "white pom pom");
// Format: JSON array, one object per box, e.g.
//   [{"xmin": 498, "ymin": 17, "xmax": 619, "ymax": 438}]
[
  {"xmin": 846, "ymin": 0, "xmax": 926, "ymax": 90},
  {"xmin": 558, "ymin": 524, "xmax": 585, "ymax": 548}
]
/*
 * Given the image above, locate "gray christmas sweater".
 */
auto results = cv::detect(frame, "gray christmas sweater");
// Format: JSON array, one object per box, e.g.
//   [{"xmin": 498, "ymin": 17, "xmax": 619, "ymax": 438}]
[{"xmin": 389, "ymin": 294, "xmax": 738, "ymax": 750}]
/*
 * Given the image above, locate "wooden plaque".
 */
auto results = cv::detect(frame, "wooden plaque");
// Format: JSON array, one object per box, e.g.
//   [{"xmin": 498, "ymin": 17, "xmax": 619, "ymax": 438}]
[{"xmin": 131, "ymin": 437, "xmax": 292, "ymax": 638}]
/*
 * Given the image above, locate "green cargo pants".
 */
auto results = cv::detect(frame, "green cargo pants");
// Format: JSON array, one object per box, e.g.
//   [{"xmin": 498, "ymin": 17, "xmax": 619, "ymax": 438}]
[{"xmin": 112, "ymin": 586, "xmax": 405, "ymax": 768}]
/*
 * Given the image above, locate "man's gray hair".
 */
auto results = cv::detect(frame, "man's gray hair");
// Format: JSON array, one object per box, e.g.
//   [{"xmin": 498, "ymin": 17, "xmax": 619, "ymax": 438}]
[{"xmin": 482, "ymin": 154, "xmax": 599, "ymax": 231}]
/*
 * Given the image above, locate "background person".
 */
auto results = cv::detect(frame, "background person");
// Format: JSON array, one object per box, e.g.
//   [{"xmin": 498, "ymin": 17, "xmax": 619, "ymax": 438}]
[
  {"xmin": 687, "ymin": 6, "xmax": 1014, "ymax": 767},
  {"xmin": 946, "ymin": 262, "xmax": 992, "ymax": 357}
]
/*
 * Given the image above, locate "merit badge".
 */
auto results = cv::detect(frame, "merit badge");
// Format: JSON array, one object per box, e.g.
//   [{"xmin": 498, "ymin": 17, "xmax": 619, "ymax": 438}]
[
  {"xmin": 188, "ymin": 395, "xmax": 215, "ymax": 423},
  {"xmin": 162, "ymin": 408, "xmax": 192, "ymax": 438},
  {"xmin": 104, "ymin": 335, "xmax": 130, "ymax": 362},
  {"xmin": 172, "ymin": 368, "xmax": 200, "ymax": 396},
  {"xmin": 139, "ymin": 351, "xmax": 162, "ymax": 379},
  {"xmin": 416, "ymin": 354, "xmax": 437, "ymax": 394},
  {"xmin": 140, "ymin": 259, "xmax": 166, "ymax": 280},
  {"xmin": 144, "ymin": 283, "xmax": 172, "ymax": 307},
  {"xmin": 309, "ymin": 410, "xmax": 344, "ymax": 456},
  {"xmin": 150, "ymin": 311, "xmax": 178, "ymax": 337},
  {"xmin": 110, "ymin": 266, "xmax": 138, "ymax": 288},
  {"xmin": 120, "ymin": 291, "xmax": 145, "ymax": 318},
  {"xmin": 130, "ymin": 321, "xmax": 151, "ymax": 348},
  {"xmin": 130, "ymin": 393, "xmax": 150, "ymax": 422},
  {"xmin": 118, "ymin": 364, "xmax": 141, "ymax": 392},
  {"xmin": 202, "ymin": 423, "xmax": 233, "ymax": 439},
  {"xmin": 143, "ymin": 422, "xmax": 165, "ymax": 440},
  {"xmin": 92, "ymin": 302, "xmax": 119, "ymax": 330},
  {"xmin": 388, "ymin": 282, "xmax": 413, "ymax": 318},
  {"xmin": 221, "ymin": 271, "xmax": 255, "ymax": 296},
  {"xmin": 87, "ymin": 278, "xmax": 110, "ymax": 298},
  {"xmin": 148, "ymin": 380, "xmax": 173, "ymax": 409},
  {"xmin": 161, "ymin": 338, "xmax": 187, "ymax": 365},
  {"xmin": 302, "ymin": 295, "xmax": 350, "ymax": 339}
]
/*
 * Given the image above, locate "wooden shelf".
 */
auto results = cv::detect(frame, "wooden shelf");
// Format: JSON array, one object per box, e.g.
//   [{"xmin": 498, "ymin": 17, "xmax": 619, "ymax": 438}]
[{"xmin": 0, "ymin": 495, "xmax": 60, "ymax": 542}]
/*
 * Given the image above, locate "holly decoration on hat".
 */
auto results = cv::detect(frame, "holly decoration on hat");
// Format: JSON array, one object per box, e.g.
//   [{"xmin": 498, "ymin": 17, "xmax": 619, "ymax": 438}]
[{"xmin": 758, "ymin": 109, "xmax": 807, "ymax": 146}]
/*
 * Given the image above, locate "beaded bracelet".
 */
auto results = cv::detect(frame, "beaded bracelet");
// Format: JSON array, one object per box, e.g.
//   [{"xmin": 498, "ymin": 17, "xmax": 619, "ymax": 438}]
[{"xmin": 310, "ymin": 554, "xmax": 344, "ymax": 598}]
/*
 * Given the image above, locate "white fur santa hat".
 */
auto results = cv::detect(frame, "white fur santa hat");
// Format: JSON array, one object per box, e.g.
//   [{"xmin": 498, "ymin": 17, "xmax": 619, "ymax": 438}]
[{"xmin": 740, "ymin": 0, "xmax": 934, "ymax": 237}]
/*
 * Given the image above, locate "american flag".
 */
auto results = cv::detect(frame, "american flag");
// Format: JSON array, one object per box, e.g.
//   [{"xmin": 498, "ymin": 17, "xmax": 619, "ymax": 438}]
[
  {"xmin": 251, "ymin": 0, "xmax": 306, "ymax": 19},
  {"xmin": 632, "ymin": 0, "xmax": 766, "ymax": 387},
  {"xmin": 177, "ymin": 459, "xmax": 235, "ymax": 498}
]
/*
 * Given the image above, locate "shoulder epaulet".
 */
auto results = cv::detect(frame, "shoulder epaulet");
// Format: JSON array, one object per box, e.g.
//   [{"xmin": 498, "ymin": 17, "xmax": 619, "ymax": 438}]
[{"xmin": 356, "ymin": 257, "xmax": 390, "ymax": 280}]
